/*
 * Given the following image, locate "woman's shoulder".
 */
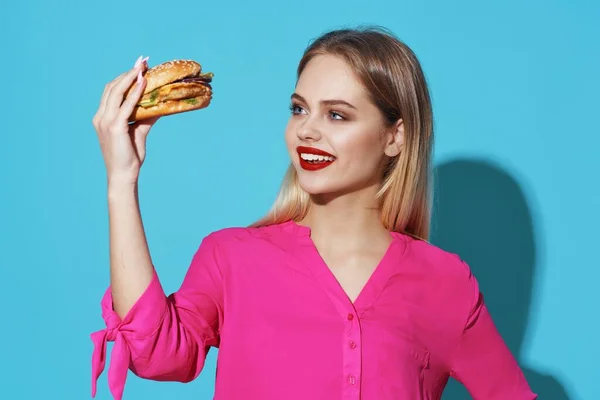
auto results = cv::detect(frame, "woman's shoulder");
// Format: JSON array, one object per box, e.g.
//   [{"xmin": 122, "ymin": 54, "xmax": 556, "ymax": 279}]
[
  {"xmin": 398, "ymin": 233, "xmax": 474, "ymax": 281},
  {"xmin": 398, "ymin": 235, "xmax": 480, "ymax": 316},
  {"xmin": 200, "ymin": 220, "xmax": 300, "ymax": 248}
]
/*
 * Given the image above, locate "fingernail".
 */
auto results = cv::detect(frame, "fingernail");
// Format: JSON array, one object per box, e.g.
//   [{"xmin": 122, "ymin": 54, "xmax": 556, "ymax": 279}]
[
  {"xmin": 142, "ymin": 56, "xmax": 149, "ymax": 65},
  {"xmin": 134, "ymin": 55, "xmax": 143, "ymax": 68},
  {"xmin": 137, "ymin": 70, "xmax": 143, "ymax": 85}
]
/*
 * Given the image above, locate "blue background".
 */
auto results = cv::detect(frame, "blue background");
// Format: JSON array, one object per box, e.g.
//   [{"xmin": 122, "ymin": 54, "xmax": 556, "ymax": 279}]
[{"xmin": 1, "ymin": 0, "xmax": 598, "ymax": 399}]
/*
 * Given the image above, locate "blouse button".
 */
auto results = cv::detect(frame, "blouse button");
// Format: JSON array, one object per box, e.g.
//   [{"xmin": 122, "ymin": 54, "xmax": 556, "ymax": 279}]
[
  {"xmin": 347, "ymin": 313, "xmax": 354, "ymax": 321},
  {"xmin": 349, "ymin": 340, "xmax": 356, "ymax": 349},
  {"xmin": 348, "ymin": 375, "xmax": 357, "ymax": 385}
]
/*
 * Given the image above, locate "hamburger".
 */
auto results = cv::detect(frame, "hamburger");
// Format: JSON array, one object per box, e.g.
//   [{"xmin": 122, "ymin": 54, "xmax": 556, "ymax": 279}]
[{"xmin": 127, "ymin": 59, "xmax": 213, "ymax": 122}]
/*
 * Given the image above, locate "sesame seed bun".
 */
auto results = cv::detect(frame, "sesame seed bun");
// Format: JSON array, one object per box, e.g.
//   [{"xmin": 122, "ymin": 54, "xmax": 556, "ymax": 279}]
[{"xmin": 127, "ymin": 59, "xmax": 213, "ymax": 122}]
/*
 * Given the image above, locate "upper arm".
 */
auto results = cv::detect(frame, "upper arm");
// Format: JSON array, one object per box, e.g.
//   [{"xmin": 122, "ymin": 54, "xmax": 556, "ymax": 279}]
[{"xmin": 168, "ymin": 233, "xmax": 226, "ymax": 349}]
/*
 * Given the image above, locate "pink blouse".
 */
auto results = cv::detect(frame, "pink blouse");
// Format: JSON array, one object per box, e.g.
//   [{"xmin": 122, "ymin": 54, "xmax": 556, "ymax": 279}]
[{"xmin": 91, "ymin": 220, "xmax": 537, "ymax": 399}]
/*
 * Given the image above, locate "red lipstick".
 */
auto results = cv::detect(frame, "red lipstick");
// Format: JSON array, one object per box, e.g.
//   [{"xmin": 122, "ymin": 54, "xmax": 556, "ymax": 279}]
[{"xmin": 296, "ymin": 146, "xmax": 336, "ymax": 171}]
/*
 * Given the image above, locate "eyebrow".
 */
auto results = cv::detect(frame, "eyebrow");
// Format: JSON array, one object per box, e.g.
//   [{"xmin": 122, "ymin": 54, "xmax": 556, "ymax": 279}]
[{"xmin": 291, "ymin": 93, "xmax": 357, "ymax": 110}]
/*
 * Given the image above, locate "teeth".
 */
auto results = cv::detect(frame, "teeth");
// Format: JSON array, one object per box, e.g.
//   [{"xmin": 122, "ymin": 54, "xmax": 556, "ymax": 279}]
[{"xmin": 300, "ymin": 153, "xmax": 335, "ymax": 162}]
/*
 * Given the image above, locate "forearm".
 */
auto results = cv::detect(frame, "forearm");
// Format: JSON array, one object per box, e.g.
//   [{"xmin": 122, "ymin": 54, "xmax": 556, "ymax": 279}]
[
  {"xmin": 107, "ymin": 180, "xmax": 156, "ymax": 319},
  {"xmin": 451, "ymin": 301, "xmax": 536, "ymax": 399}
]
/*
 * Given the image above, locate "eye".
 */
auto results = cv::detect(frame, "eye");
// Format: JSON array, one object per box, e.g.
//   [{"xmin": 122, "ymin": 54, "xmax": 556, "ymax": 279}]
[
  {"xmin": 329, "ymin": 111, "xmax": 345, "ymax": 121},
  {"xmin": 289, "ymin": 103, "xmax": 306, "ymax": 115}
]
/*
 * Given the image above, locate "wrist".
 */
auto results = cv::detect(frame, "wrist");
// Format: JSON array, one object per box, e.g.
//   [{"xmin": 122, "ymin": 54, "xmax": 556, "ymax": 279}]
[{"xmin": 107, "ymin": 177, "xmax": 138, "ymax": 199}]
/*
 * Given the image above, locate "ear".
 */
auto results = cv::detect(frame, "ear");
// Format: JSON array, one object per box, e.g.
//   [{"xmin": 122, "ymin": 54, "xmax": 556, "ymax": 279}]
[{"xmin": 384, "ymin": 119, "xmax": 404, "ymax": 157}]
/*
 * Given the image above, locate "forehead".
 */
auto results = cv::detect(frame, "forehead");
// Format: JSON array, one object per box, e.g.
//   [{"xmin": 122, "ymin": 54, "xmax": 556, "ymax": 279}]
[{"xmin": 296, "ymin": 54, "xmax": 367, "ymax": 103}]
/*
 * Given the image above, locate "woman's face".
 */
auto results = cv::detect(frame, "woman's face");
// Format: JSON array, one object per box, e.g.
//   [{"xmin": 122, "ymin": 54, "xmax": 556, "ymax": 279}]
[{"xmin": 285, "ymin": 54, "xmax": 403, "ymax": 198}]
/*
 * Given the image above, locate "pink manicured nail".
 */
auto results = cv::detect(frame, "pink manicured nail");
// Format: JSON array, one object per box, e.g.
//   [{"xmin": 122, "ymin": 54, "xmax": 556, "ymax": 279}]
[
  {"xmin": 142, "ymin": 56, "xmax": 149, "ymax": 65},
  {"xmin": 134, "ymin": 55, "xmax": 143, "ymax": 68}
]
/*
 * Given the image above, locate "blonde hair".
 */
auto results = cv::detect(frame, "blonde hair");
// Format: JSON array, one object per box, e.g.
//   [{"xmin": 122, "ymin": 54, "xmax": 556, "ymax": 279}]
[{"xmin": 251, "ymin": 27, "xmax": 434, "ymax": 241}]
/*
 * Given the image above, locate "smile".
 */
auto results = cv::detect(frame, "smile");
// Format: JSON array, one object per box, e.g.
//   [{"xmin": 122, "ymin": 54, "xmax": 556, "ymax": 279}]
[{"xmin": 297, "ymin": 146, "xmax": 336, "ymax": 171}]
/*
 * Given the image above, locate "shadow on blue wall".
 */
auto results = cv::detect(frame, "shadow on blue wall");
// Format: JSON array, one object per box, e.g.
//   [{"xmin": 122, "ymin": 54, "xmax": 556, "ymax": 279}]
[{"xmin": 431, "ymin": 159, "xmax": 570, "ymax": 400}]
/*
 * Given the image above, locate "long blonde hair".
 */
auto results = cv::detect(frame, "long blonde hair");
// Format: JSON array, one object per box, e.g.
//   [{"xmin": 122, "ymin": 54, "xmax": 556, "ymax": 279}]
[{"xmin": 251, "ymin": 27, "xmax": 434, "ymax": 241}]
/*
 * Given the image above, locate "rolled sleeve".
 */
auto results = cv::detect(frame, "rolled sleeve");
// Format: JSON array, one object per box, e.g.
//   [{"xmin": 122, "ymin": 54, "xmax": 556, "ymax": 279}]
[
  {"xmin": 91, "ymin": 269, "xmax": 168, "ymax": 399},
  {"xmin": 90, "ymin": 234, "xmax": 224, "ymax": 399}
]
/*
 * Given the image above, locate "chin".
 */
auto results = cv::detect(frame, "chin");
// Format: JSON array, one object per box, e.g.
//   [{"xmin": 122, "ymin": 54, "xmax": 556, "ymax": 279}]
[
  {"xmin": 298, "ymin": 181, "xmax": 331, "ymax": 196},
  {"xmin": 295, "ymin": 167, "xmax": 379, "ymax": 201},
  {"xmin": 291, "ymin": 165, "xmax": 328, "ymax": 194},
  {"xmin": 295, "ymin": 171, "xmax": 347, "ymax": 197}
]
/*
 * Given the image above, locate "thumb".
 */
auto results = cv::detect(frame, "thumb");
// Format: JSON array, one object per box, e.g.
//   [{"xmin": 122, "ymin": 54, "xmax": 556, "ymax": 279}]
[
  {"xmin": 132, "ymin": 116, "xmax": 160, "ymax": 138},
  {"xmin": 131, "ymin": 116, "xmax": 160, "ymax": 145},
  {"xmin": 130, "ymin": 116, "xmax": 160, "ymax": 159}
]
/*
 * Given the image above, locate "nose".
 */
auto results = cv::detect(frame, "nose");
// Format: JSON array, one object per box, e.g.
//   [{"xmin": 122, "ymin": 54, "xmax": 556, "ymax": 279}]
[{"xmin": 296, "ymin": 117, "xmax": 322, "ymax": 142}]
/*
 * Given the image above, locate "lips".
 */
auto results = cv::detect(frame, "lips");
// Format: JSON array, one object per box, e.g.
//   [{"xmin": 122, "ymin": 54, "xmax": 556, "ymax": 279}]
[{"xmin": 296, "ymin": 146, "xmax": 336, "ymax": 171}]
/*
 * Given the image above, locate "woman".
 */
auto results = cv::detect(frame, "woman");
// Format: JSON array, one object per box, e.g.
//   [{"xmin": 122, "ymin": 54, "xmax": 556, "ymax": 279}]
[{"xmin": 91, "ymin": 27, "xmax": 537, "ymax": 399}]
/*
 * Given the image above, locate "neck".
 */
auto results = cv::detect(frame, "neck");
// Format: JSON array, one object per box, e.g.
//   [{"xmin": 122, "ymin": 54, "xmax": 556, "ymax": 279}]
[{"xmin": 298, "ymin": 185, "xmax": 390, "ymax": 249}]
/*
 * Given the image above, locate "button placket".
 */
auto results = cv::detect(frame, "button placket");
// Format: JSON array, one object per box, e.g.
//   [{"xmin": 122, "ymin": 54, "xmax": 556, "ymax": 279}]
[{"xmin": 343, "ymin": 311, "xmax": 361, "ymax": 397}]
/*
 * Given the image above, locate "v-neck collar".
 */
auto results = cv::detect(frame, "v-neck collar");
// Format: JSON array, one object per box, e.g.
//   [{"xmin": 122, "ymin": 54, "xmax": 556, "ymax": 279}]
[{"xmin": 281, "ymin": 220, "xmax": 408, "ymax": 317}]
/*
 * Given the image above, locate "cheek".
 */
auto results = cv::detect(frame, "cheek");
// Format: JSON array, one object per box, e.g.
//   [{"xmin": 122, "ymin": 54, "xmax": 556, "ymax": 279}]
[
  {"xmin": 338, "ymin": 129, "xmax": 384, "ymax": 167},
  {"xmin": 284, "ymin": 120, "xmax": 297, "ymax": 155}
]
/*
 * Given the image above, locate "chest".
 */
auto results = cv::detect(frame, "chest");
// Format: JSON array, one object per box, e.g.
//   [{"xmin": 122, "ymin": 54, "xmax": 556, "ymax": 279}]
[
  {"xmin": 225, "ymin": 248, "xmax": 457, "ymax": 359},
  {"xmin": 220, "ymin": 259, "xmax": 457, "ymax": 397},
  {"xmin": 323, "ymin": 253, "xmax": 380, "ymax": 303}
]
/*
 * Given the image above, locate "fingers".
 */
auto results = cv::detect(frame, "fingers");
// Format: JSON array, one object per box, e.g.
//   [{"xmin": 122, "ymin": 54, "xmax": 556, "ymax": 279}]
[
  {"xmin": 93, "ymin": 56, "xmax": 149, "ymax": 128},
  {"xmin": 95, "ymin": 68, "xmax": 129, "ymax": 122},
  {"xmin": 117, "ymin": 70, "xmax": 147, "ymax": 122},
  {"xmin": 93, "ymin": 80, "xmax": 116, "ymax": 129},
  {"xmin": 105, "ymin": 64, "xmax": 146, "ymax": 118}
]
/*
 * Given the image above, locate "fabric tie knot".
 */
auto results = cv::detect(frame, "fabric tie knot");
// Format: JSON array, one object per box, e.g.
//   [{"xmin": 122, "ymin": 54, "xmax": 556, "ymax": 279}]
[{"xmin": 90, "ymin": 290, "xmax": 131, "ymax": 400}]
